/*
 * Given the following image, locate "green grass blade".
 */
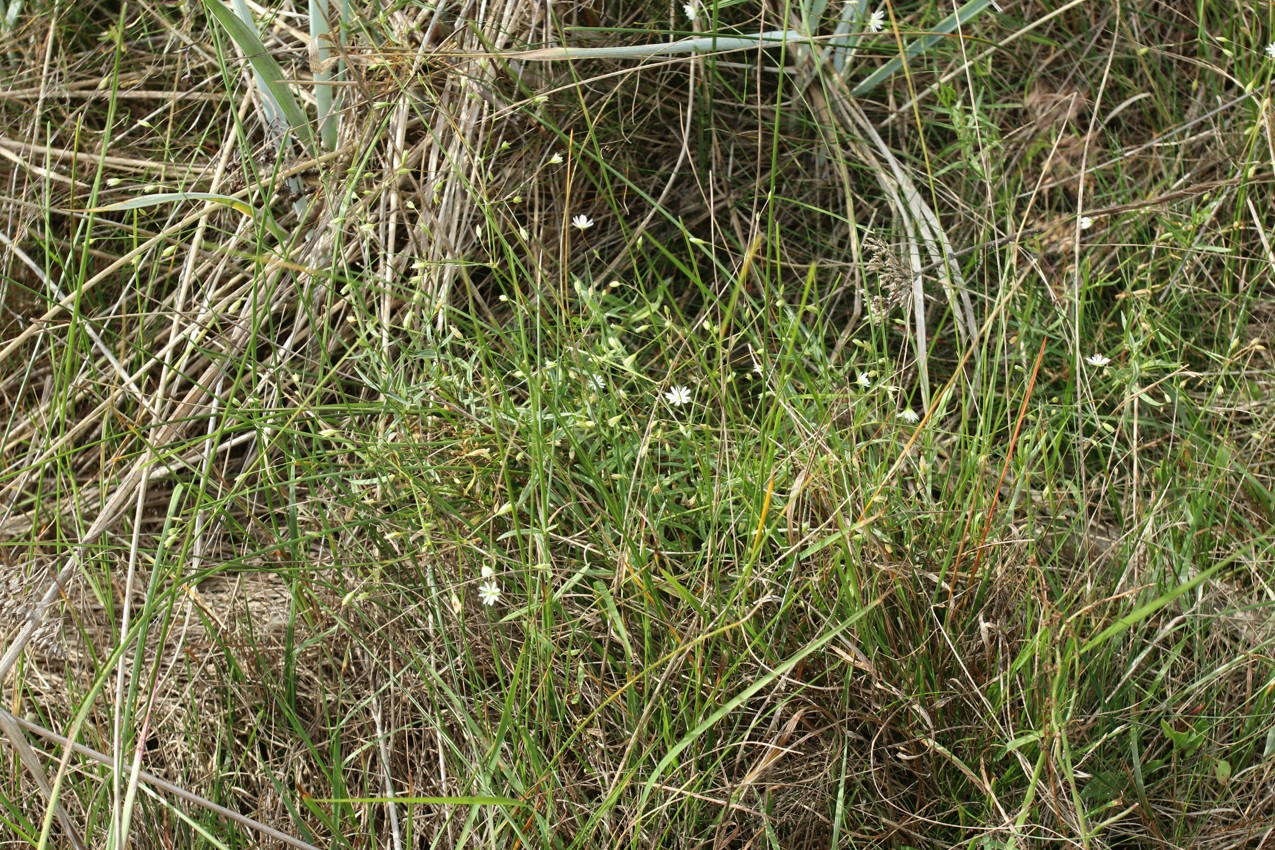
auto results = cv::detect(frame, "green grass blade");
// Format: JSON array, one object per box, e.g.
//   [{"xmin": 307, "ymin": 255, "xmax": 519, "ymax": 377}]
[
  {"xmin": 1080, "ymin": 565, "xmax": 1220, "ymax": 655},
  {"xmin": 635, "ymin": 595, "xmax": 882, "ymax": 815},
  {"xmin": 202, "ymin": 0, "xmax": 316, "ymax": 153},
  {"xmin": 309, "ymin": 0, "xmax": 337, "ymax": 151},
  {"xmin": 851, "ymin": 0, "xmax": 995, "ymax": 95},
  {"xmin": 87, "ymin": 191, "xmax": 257, "ymax": 216},
  {"xmin": 314, "ymin": 796, "xmax": 526, "ymax": 807},
  {"xmin": 86, "ymin": 191, "xmax": 288, "ymax": 243}
]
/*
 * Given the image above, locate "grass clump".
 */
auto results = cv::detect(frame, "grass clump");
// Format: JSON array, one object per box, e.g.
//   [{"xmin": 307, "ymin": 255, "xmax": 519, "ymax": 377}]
[{"xmin": 1, "ymin": 1, "xmax": 1274, "ymax": 848}]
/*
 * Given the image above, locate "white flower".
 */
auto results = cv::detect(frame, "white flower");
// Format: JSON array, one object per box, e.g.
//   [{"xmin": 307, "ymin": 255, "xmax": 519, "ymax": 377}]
[
  {"xmin": 683, "ymin": 2, "xmax": 697, "ymax": 21},
  {"xmin": 571, "ymin": 214, "xmax": 594, "ymax": 231},
  {"xmin": 1085, "ymin": 353, "xmax": 1111, "ymax": 367},
  {"xmin": 587, "ymin": 373, "xmax": 605, "ymax": 390},
  {"xmin": 1079, "ymin": 215, "xmax": 1094, "ymax": 230},
  {"xmin": 1266, "ymin": 42, "xmax": 1275, "ymax": 59},
  {"xmin": 481, "ymin": 565, "xmax": 495, "ymax": 579},
  {"xmin": 868, "ymin": 9, "xmax": 885, "ymax": 32},
  {"xmin": 856, "ymin": 371, "xmax": 871, "ymax": 388},
  {"xmin": 549, "ymin": 153, "xmax": 563, "ymax": 165},
  {"xmin": 478, "ymin": 580, "xmax": 501, "ymax": 606},
  {"xmin": 664, "ymin": 385, "xmax": 692, "ymax": 406},
  {"xmin": 897, "ymin": 408, "xmax": 920, "ymax": 424}
]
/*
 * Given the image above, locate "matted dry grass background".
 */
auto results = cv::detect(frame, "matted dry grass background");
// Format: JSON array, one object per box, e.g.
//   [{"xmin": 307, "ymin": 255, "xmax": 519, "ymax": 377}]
[{"xmin": 2, "ymin": 0, "xmax": 1275, "ymax": 847}]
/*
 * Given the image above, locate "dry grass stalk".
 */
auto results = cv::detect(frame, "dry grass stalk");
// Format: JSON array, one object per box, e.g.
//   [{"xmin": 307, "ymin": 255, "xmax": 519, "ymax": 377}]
[{"xmin": 861, "ymin": 233, "xmax": 912, "ymax": 322}]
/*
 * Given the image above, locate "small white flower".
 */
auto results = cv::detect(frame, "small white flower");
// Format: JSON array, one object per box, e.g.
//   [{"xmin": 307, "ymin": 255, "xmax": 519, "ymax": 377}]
[
  {"xmin": 571, "ymin": 214, "xmax": 594, "ymax": 231},
  {"xmin": 549, "ymin": 153, "xmax": 564, "ymax": 165},
  {"xmin": 856, "ymin": 371, "xmax": 871, "ymax": 389},
  {"xmin": 868, "ymin": 9, "xmax": 885, "ymax": 32},
  {"xmin": 1079, "ymin": 215, "xmax": 1094, "ymax": 230},
  {"xmin": 897, "ymin": 408, "xmax": 920, "ymax": 424},
  {"xmin": 1266, "ymin": 42, "xmax": 1275, "ymax": 60},
  {"xmin": 683, "ymin": 2, "xmax": 697, "ymax": 21},
  {"xmin": 587, "ymin": 373, "xmax": 605, "ymax": 390},
  {"xmin": 664, "ymin": 385, "xmax": 692, "ymax": 407},
  {"xmin": 1086, "ymin": 353, "xmax": 1111, "ymax": 367},
  {"xmin": 478, "ymin": 580, "xmax": 501, "ymax": 606},
  {"xmin": 481, "ymin": 565, "xmax": 495, "ymax": 579}
]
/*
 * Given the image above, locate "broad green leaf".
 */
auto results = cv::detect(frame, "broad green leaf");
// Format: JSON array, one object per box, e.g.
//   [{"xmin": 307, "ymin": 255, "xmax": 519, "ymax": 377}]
[
  {"xmin": 202, "ymin": 0, "xmax": 316, "ymax": 152},
  {"xmin": 998, "ymin": 730, "xmax": 1043, "ymax": 758},
  {"xmin": 86, "ymin": 192, "xmax": 288, "ymax": 243},
  {"xmin": 87, "ymin": 191, "xmax": 256, "ymax": 217},
  {"xmin": 310, "ymin": 0, "xmax": 338, "ymax": 150},
  {"xmin": 852, "ymin": 0, "xmax": 996, "ymax": 96},
  {"xmin": 1160, "ymin": 719, "xmax": 1203, "ymax": 755},
  {"xmin": 801, "ymin": 0, "xmax": 830, "ymax": 35}
]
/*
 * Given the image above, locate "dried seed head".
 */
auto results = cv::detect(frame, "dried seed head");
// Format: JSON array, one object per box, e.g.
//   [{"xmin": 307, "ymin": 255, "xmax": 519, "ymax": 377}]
[
  {"xmin": 862, "ymin": 234, "xmax": 912, "ymax": 314},
  {"xmin": 0, "ymin": 566, "xmax": 67, "ymax": 659}
]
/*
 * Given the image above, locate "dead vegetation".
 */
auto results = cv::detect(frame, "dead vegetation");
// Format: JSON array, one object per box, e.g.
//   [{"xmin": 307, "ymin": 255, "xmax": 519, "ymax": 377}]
[{"xmin": 1, "ymin": 0, "xmax": 1274, "ymax": 848}]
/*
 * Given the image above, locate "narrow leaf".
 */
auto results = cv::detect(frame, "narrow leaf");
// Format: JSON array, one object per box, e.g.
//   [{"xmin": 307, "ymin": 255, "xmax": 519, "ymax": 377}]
[
  {"xmin": 636, "ymin": 596, "xmax": 882, "ymax": 812},
  {"xmin": 87, "ymin": 191, "xmax": 256, "ymax": 217},
  {"xmin": 852, "ymin": 0, "xmax": 995, "ymax": 96},
  {"xmin": 310, "ymin": 0, "xmax": 337, "ymax": 150},
  {"xmin": 202, "ymin": 0, "xmax": 316, "ymax": 152},
  {"xmin": 1080, "ymin": 565, "xmax": 1219, "ymax": 655},
  {"xmin": 314, "ymin": 795, "xmax": 526, "ymax": 807},
  {"xmin": 86, "ymin": 192, "xmax": 288, "ymax": 243}
]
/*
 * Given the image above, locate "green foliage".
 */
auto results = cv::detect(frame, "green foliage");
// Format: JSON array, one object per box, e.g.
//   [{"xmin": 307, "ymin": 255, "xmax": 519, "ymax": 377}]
[{"xmin": 2, "ymin": 1, "xmax": 1274, "ymax": 849}]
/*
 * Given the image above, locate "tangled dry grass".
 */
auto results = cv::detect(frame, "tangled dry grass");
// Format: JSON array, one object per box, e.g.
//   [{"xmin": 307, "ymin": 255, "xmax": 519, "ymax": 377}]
[{"xmin": 2, "ymin": 0, "xmax": 1275, "ymax": 848}]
